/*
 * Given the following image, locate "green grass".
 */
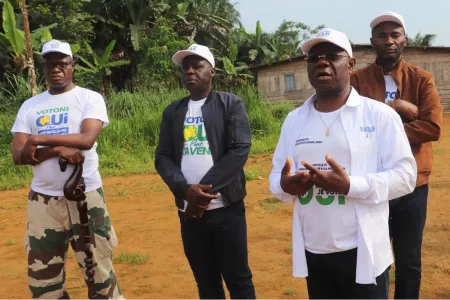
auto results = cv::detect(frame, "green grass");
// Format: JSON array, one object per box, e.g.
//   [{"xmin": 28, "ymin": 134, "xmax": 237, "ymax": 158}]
[
  {"xmin": 113, "ymin": 251, "xmax": 149, "ymax": 266},
  {"xmin": 284, "ymin": 288, "xmax": 295, "ymax": 297},
  {"xmin": 259, "ymin": 197, "xmax": 283, "ymax": 212},
  {"xmin": 0, "ymin": 86, "xmax": 294, "ymax": 190},
  {"xmin": 5, "ymin": 239, "xmax": 15, "ymax": 246},
  {"xmin": 389, "ymin": 268, "xmax": 395, "ymax": 284},
  {"xmin": 244, "ymin": 167, "xmax": 265, "ymax": 181}
]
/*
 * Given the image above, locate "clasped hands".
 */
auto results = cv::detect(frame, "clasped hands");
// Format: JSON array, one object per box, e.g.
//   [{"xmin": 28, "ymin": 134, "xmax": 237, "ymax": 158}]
[
  {"xmin": 20, "ymin": 135, "xmax": 84, "ymax": 166},
  {"xmin": 183, "ymin": 184, "xmax": 219, "ymax": 221},
  {"xmin": 280, "ymin": 155, "xmax": 350, "ymax": 197}
]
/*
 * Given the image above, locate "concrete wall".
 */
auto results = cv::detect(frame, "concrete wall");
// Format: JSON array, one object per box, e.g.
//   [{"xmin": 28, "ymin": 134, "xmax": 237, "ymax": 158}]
[{"xmin": 256, "ymin": 47, "xmax": 450, "ymax": 110}]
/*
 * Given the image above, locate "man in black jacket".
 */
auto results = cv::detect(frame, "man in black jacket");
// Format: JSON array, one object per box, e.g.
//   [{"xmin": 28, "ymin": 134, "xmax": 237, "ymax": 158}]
[{"xmin": 155, "ymin": 44, "xmax": 256, "ymax": 299}]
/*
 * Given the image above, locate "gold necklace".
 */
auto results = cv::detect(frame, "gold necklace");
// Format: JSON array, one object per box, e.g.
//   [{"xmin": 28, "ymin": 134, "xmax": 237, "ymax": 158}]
[{"xmin": 315, "ymin": 100, "xmax": 341, "ymax": 137}]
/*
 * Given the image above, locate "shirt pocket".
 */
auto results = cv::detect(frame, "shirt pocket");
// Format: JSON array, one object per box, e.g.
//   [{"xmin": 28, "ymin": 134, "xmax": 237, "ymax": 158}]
[{"xmin": 352, "ymin": 127, "xmax": 377, "ymax": 173}]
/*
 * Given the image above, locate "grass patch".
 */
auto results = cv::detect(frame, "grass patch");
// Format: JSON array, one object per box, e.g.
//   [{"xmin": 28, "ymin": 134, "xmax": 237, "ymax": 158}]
[
  {"xmin": 284, "ymin": 247, "xmax": 292, "ymax": 254},
  {"xmin": 284, "ymin": 288, "xmax": 295, "ymax": 297},
  {"xmin": 0, "ymin": 86, "xmax": 293, "ymax": 190},
  {"xmin": 244, "ymin": 167, "xmax": 265, "ymax": 181},
  {"xmin": 439, "ymin": 289, "xmax": 450, "ymax": 298},
  {"xmin": 389, "ymin": 268, "xmax": 395, "ymax": 284},
  {"xmin": 259, "ymin": 197, "xmax": 282, "ymax": 212},
  {"xmin": 113, "ymin": 251, "xmax": 149, "ymax": 266},
  {"xmin": 5, "ymin": 239, "xmax": 15, "ymax": 246}
]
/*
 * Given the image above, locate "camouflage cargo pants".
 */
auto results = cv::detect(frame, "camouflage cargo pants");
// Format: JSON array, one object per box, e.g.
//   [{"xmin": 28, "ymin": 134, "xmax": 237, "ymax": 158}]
[{"xmin": 25, "ymin": 187, "xmax": 124, "ymax": 299}]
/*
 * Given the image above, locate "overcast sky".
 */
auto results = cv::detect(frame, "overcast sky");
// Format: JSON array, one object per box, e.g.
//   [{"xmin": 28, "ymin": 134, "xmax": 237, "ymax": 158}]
[{"xmin": 236, "ymin": 0, "xmax": 450, "ymax": 46}]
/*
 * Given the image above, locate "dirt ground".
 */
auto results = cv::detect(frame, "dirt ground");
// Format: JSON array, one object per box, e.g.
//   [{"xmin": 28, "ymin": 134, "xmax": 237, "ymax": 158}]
[{"xmin": 1, "ymin": 115, "xmax": 449, "ymax": 299}]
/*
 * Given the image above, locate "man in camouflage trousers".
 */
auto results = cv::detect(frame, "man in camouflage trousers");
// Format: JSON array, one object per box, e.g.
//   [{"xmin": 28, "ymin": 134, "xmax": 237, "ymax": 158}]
[{"xmin": 10, "ymin": 40, "xmax": 123, "ymax": 299}]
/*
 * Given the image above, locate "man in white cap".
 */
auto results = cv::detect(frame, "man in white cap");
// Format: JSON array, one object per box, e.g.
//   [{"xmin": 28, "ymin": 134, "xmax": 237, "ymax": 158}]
[
  {"xmin": 11, "ymin": 40, "xmax": 124, "ymax": 299},
  {"xmin": 269, "ymin": 28, "xmax": 417, "ymax": 298},
  {"xmin": 155, "ymin": 44, "xmax": 256, "ymax": 298},
  {"xmin": 351, "ymin": 11, "xmax": 443, "ymax": 299}
]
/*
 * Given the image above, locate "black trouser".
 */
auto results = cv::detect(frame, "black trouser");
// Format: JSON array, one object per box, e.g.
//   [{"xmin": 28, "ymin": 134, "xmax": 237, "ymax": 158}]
[
  {"xmin": 389, "ymin": 184, "xmax": 428, "ymax": 299},
  {"xmin": 178, "ymin": 200, "xmax": 256, "ymax": 299},
  {"xmin": 305, "ymin": 248, "xmax": 389, "ymax": 299}
]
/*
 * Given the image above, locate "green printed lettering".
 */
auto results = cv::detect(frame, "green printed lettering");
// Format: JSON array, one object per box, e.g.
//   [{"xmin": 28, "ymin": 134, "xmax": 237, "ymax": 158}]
[
  {"xmin": 197, "ymin": 125, "xmax": 207, "ymax": 141},
  {"xmin": 316, "ymin": 195, "xmax": 334, "ymax": 206},
  {"xmin": 299, "ymin": 188, "xmax": 313, "ymax": 205},
  {"xmin": 338, "ymin": 195, "xmax": 345, "ymax": 205}
]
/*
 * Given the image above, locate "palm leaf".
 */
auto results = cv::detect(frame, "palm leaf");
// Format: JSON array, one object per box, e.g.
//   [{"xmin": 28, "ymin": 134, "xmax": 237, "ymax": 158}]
[
  {"xmin": 105, "ymin": 60, "xmax": 131, "ymax": 68},
  {"xmin": 256, "ymin": 20, "xmax": 262, "ymax": 47},
  {"xmin": 70, "ymin": 43, "xmax": 81, "ymax": 55},
  {"xmin": 222, "ymin": 57, "xmax": 235, "ymax": 75},
  {"xmin": 2, "ymin": 0, "xmax": 24, "ymax": 55},
  {"xmin": 99, "ymin": 40, "xmax": 116, "ymax": 66},
  {"xmin": 130, "ymin": 24, "xmax": 144, "ymax": 51},
  {"xmin": 75, "ymin": 65, "xmax": 97, "ymax": 74},
  {"xmin": 77, "ymin": 56, "xmax": 96, "ymax": 70}
]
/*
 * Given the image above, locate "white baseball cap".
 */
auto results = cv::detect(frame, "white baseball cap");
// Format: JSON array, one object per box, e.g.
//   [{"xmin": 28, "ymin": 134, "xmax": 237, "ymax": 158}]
[
  {"xmin": 172, "ymin": 44, "xmax": 215, "ymax": 68},
  {"xmin": 301, "ymin": 28, "xmax": 353, "ymax": 57},
  {"xmin": 41, "ymin": 40, "xmax": 73, "ymax": 57},
  {"xmin": 370, "ymin": 11, "xmax": 406, "ymax": 34}
]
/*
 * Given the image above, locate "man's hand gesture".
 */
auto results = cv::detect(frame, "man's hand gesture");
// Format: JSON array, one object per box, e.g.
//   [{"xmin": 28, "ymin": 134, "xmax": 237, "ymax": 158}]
[
  {"xmin": 302, "ymin": 154, "xmax": 350, "ymax": 195},
  {"xmin": 280, "ymin": 157, "xmax": 314, "ymax": 196}
]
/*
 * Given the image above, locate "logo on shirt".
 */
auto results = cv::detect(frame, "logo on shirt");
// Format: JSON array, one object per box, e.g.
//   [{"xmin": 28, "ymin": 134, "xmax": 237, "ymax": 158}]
[
  {"xmin": 385, "ymin": 91, "xmax": 396, "ymax": 101},
  {"xmin": 299, "ymin": 188, "xmax": 346, "ymax": 206},
  {"xmin": 183, "ymin": 117, "xmax": 211, "ymax": 155},
  {"xmin": 35, "ymin": 107, "xmax": 70, "ymax": 135},
  {"xmin": 360, "ymin": 126, "xmax": 375, "ymax": 138}
]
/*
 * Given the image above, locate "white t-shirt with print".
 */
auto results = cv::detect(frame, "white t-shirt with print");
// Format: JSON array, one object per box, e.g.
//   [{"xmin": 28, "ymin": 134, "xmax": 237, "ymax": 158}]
[
  {"xmin": 294, "ymin": 105, "xmax": 358, "ymax": 254},
  {"xmin": 180, "ymin": 98, "xmax": 224, "ymax": 211},
  {"xmin": 11, "ymin": 86, "xmax": 109, "ymax": 196},
  {"xmin": 384, "ymin": 75, "xmax": 398, "ymax": 103}
]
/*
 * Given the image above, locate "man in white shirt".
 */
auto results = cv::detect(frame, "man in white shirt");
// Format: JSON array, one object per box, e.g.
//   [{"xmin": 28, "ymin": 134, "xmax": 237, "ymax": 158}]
[
  {"xmin": 155, "ymin": 44, "xmax": 255, "ymax": 298},
  {"xmin": 269, "ymin": 28, "xmax": 417, "ymax": 298},
  {"xmin": 11, "ymin": 40, "xmax": 123, "ymax": 299}
]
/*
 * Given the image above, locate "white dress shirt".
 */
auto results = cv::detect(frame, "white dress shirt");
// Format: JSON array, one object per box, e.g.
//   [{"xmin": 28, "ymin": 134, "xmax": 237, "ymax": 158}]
[{"xmin": 269, "ymin": 88, "xmax": 417, "ymax": 284}]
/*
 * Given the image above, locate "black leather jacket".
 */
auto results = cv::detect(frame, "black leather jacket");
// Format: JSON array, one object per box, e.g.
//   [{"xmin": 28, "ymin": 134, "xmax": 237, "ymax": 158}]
[{"xmin": 155, "ymin": 90, "xmax": 252, "ymax": 209}]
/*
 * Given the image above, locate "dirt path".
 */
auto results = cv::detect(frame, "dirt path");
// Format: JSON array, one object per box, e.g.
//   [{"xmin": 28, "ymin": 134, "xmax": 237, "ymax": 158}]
[{"xmin": 1, "ymin": 116, "xmax": 449, "ymax": 299}]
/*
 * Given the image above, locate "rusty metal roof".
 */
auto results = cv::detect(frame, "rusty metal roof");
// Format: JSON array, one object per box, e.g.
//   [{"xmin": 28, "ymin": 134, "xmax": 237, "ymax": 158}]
[{"xmin": 250, "ymin": 44, "xmax": 450, "ymax": 71}]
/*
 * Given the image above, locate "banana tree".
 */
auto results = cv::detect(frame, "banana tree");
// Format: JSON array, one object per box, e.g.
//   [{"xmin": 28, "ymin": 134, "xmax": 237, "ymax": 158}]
[
  {"xmin": 168, "ymin": 0, "xmax": 233, "ymax": 47},
  {"xmin": 216, "ymin": 40, "xmax": 253, "ymax": 89},
  {"xmin": 0, "ymin": 0, "xmax": 55, "ymax": 73},
  {"xmin": 20, "ymin": 0, "xmax": 38, "ymax": 95},
  {"xmin": 76, "ymin": 39, "xmax": 131, "ymax": 95},
  {"xmin": 239, "ymin": 20, "xmax": 274, "ymax": 65},
  {"xmin": 124, "ymin": 0, "xmax": 169, "ymax": 51}
]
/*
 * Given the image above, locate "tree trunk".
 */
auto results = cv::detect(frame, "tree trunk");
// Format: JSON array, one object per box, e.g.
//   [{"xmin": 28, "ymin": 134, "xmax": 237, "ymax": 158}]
[
  {"xmin": 20, "ymin": 0, "xmax": 38, "ymax": 96},
  {"xmin": 190, "ymin": 27, "xmax": 197, "ymax": 41}
]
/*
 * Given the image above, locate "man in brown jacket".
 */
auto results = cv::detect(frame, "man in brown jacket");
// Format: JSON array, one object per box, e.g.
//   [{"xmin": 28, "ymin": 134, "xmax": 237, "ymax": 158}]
[{"xmin": 351, "ymin": 11, "xmax": 443, "ymax": 299}]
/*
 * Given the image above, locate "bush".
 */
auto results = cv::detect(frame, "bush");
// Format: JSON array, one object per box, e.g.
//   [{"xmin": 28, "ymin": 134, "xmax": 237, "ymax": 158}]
[{"xmin": 0, "ymin": 85, "xmax": 294, "ymax": 190}]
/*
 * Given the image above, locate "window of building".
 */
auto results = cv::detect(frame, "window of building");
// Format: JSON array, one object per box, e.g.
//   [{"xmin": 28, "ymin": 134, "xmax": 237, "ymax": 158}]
[{"xmin": 285, "ymin": 74, "xmax": 295, "ymax": 91}]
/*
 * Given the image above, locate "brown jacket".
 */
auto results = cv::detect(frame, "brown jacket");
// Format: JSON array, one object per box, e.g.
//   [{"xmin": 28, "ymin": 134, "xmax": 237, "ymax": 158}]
[{"xmin": 351, "ymin": 58, "xmax": 443, "ymax": 187}]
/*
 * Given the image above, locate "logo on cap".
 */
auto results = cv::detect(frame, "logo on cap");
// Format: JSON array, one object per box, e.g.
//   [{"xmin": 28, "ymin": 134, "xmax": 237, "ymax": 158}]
[
  {"xmin": 318, "ymin": 30, "xmax": 331, "ymax": 37},
  {"xmin": 188, "ymin": 45, "xmax": 197, "ymax": 51},
  {"xmin": 51, "ymin": 42, "xmax": 60, "ymax": 49}
]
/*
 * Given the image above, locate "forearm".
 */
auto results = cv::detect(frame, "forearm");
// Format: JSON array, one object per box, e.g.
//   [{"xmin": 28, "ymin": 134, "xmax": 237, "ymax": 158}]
[
  {"xmin": 32, "ymin": 134, "xmax": 94, "ymax": 150},
  {"xmin": 13, "ymin": 146, "xmax": 59, "ymax": 165},
  {"xmin": 404, "ymin": 120, "xmax": 442, "ymax": 145},
  {"xmin": 199, "ymin": 145, "xmax": 250, "ymax": 193},
  {"xmin": 34, "ymin": 147, "xmax": 61, "ymax": 163},
  {"xmin": 348, "ymin": 157, "xmax": 417, "ymax": 204},
  {"xmin": 155, "ymin": 155, "xmax": 190, "ymax": 199}
]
